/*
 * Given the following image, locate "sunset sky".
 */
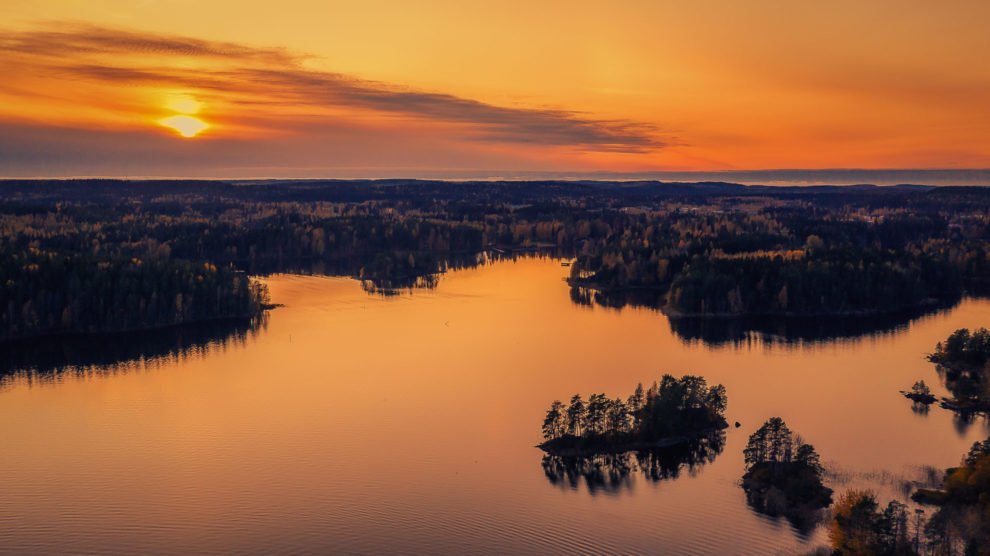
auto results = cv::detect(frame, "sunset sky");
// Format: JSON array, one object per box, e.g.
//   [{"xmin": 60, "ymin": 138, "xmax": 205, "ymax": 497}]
[{"xmin": 2, "ymin": 1, "xmax": 989, "ymax": 178}]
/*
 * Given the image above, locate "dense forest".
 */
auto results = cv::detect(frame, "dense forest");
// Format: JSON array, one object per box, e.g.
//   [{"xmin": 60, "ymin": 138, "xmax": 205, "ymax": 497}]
[
  {"xmin": 539, "ymin": 374, "xmax": 727, "ymax": 454},
  {"xmin": 829, "ymin": 437, "xmax": 990, "ymax": 555},
  {"xmin": 567, "ymin": 208, "xmax": 985, "ymax": 316},
  {"xmin": 741, "ymin": 417, "xmax": 832, "ymax": 529},
  {"xmin": 1, "ymin": 179, "xmax": 988, "ymax": 341},
  {"xmin": 928, "ymin": 328, "xmax": 990, "ymax": 414}
]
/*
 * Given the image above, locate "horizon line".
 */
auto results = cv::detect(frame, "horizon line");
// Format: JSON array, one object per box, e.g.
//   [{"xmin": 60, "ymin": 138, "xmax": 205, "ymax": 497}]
[{"xmin": 2, "ymin": 168, "xmax": 989, "ymax": 186}]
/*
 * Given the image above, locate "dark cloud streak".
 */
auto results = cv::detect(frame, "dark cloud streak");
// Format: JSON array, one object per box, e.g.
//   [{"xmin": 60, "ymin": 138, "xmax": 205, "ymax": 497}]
[{"xmin": 3, "ymin": 22, "xmax": 664, "ymax": 153}]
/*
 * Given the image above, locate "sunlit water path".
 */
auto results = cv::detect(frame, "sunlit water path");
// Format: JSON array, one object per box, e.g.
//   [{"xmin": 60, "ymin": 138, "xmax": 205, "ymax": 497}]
[{"xmin": 1, "ymin": 257, "xmax": 988, "ymax": 554}]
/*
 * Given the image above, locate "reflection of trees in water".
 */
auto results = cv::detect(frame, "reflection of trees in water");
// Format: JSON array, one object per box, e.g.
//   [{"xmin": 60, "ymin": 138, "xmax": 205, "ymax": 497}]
[
  {"xmin": 742, "ymin": 486, "xmax": 827, "ymax": 537},
  {"xmin": 541, "ymin": 432, "xmax": 725, "ymax": 494},
  {"xmin": 254, "ymin": 250, "xmax": 563, "ymax": 297},
  {"xmin": 946, "ymin": 407, "xmax": 990, "ymax": 436},
  {"xmin": 0, "ymin": 314, "xmax": 267, "ymax": 388},
  {"xmin": 668, "ymin": 307, "xmax": 957, "ymax": 348},
  {"xmin": 570, "ymin": 285, "xmax": 959, "ymax": 347},
  {"xmin": 360, "ymin": 274, "xmax": 441, "ymax": 296},
  {"xmin": 932, "ymin": 368, "xmax": 990, "ymax": 434}
]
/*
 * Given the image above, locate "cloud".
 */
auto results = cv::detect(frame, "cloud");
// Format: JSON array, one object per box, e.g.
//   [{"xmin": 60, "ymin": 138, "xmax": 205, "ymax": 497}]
[
  {"xmin": 0, "ymin": 22, "xmax": 665, "ymax": 154},
  {"xmin": 0, "ymin": 21, "xmax": 300, "ymax": 65}
]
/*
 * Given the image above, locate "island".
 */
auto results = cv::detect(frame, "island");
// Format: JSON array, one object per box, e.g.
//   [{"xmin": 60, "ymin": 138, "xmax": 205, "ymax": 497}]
[
  {"xmin": 741, "ymin": 417, "xmax": 832, "ymax": 528},
  {"xmin": 928, "ymin": 328, "xmax": 990, "ymax": 414},
  {"xmin": 829, "ymin": 437, "xmax": 990, "ymax": 555},
  {"xmin": 538, "ymin": 374, "xmax": 728, "ymax": 455},
  {"xmin": 901, "ymin": 380, "xmax": 937, "ymax": 405}
]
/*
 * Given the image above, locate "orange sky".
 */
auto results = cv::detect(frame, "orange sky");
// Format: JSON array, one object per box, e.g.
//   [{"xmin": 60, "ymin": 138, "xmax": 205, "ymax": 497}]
[{"xmin": 1, "ymin": 1, "xmax": 989, "ymax": 177}]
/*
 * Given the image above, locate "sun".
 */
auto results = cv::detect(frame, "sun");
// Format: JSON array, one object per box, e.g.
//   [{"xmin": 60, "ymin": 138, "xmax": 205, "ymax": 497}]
[{"xmin": 160, "ymin": 115, "xmax": 209, "ymax": 138}]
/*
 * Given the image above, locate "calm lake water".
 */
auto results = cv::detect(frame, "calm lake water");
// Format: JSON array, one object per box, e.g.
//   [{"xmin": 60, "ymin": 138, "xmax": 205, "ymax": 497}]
[{"xmin": 1, "ymin": 257, "xmax": 988, "ymax": 555}]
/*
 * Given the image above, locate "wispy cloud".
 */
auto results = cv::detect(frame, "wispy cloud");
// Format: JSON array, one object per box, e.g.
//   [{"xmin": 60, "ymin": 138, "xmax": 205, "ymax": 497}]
[
  {"xmin": 0, "ymin": 22, "xmax": 665, "ymax": 153},
  {"xmin": 0, "ymin": 21, "xmax": 301, "ymax": 65}
]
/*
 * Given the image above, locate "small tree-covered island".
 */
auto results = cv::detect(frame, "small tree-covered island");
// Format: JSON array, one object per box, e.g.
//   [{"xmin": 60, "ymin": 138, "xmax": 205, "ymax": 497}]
[
  {"xmin": 539, "ymin": 374, "xmax": 728, "ymax": 455},
  {"xmin": 927, "ymin": 328, "xmax": 990, "ymax": 414},
  {"xmin": 741, "ymin": 417, "xmax": 832, "ymax": 526},
  {"xmin": 901, "ymin": 380, "xmax": 937, "ymax": 405}
]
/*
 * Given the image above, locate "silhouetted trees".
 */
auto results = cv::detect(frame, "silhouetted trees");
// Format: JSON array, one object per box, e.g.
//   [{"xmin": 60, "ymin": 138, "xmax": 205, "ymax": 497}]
[
  {"xmin": 741, "ymin": 417, "xmax": 831, "ymax": 527},
  {"xmin": 929, "ymin": 328, "xmax": 990, "ymax": 414},
  {"xmin": 902, "ymin": 380, "xmax": 937, "ymax": 405},
  {"xmin": 0, "ymin": 252, "xmax": 267, "ymax": 340},
  {"xmin": 829, "ymin": 491, "xmax": 914, "ymax": 555},
  {"xmin": 541, "ymin": 432, "xmax": 726, "ymax": 493},
  {"xmin": 930, "ymin": 328, "xmax": 990, "ymax": 370},
  {"xmin": 837, "ymin": 436, "xmax": 990, "ymax": 555},
  {"xmin": 2, "ymin": 179, "xmax": 988, "ymax": 339},
  {"xmin": 540, "ymin": 374, "xmax": 728, "ymax": 453}
]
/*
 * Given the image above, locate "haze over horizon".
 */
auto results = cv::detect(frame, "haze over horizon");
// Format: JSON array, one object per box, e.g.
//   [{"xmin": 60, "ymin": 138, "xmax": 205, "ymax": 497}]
[{"xmin": 2, "ymin": 1, "xmax": 989, "ymax": 179}]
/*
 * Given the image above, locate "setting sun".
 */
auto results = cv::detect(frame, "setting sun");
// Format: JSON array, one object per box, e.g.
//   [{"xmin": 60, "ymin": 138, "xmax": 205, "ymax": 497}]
[{"xmin": 159, "ymin": 115, "xmax": 209, "ymax": 138}]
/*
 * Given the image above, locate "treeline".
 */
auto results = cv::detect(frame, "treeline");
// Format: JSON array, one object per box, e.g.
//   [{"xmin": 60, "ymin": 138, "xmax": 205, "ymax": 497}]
[
  {"xmin": 742, "ymin": 417, "xmax": 831, "ymax": 527},
  {"xmin": 1, "ymin": 179, "xmax": 988, "ymax": 339},
  {"xmin": 830, "ymin": 437, "xmax": 990, "ymax": 555},
  {"xmin": 0, "ymin": 249, "xmax": 267, "ymax": 340},
  {"xmin": 569, "ymin": 211, "xmax": 985, "ymax": 316},
  {"xmin": 663, "ymin": 249, "xmax": 961, "ymax": 315},
  {"xmin": 930, "ymin": 327, "xmax": 990, "ymax": 370},
  {"xmin": 540, "ymin": 374, "xmax": 727, "ymax": 452}
]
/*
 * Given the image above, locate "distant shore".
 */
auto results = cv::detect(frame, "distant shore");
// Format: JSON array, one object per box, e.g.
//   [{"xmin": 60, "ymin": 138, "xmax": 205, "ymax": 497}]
[
  {"xmin": 0, "ymin": 305, "xmax": 277, "ymax": 346},
  {"xmin": 567, "ymin": 278, "xmax": 956, "ymax": 319}
]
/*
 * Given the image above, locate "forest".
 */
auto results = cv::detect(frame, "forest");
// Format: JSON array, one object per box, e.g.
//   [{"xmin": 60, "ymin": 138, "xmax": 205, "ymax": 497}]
[
  {"xmin": 830, "ymin": 437, "xmax": 990, "ymax": 555},
  {"xmin": 927, "ymin": 328, "xmax": 990, "ymax": 414},
  {"xmin": 0, "ymin": 179, "xmax": 988, "ymax": 341},
  {"xmin": 741, "ymin": 417, "xmax": 832, "ymax": 529},
  {"xmin": 539, "ymin": 374, "xmax": 727, "ymax": 454}
]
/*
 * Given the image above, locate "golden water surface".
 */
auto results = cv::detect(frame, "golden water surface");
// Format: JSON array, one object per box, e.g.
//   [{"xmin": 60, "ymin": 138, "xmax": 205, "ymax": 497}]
[{"xmin": 1, "ymin": 257, "xmax": 988, "ymax": 554}]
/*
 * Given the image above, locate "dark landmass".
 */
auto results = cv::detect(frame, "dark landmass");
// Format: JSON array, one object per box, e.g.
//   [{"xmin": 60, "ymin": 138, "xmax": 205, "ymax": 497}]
[
  {"xmin": 1, "ymin": 179, "xmax": 987, "ymax": 343},
  {"xmin": 901, "ymin": 380, "xmax": 938, "ymax": 405},
  {"xmin": 928, "ymin": 328, "xmax": 990, "ymax": 415},
  {"xmin": 902, "ymin": 392, "xmax": 938, "ymax": 405},
  {"xmin": 538, "ymin": 425, "xmax": 727, "ymax": 457},
  {"xmin": 741, "ymin": 417, "xmax": 832, "ymax": 531},
  {"xmin": 837, "ymin": 438, "xmax": 990, "ymax": 555},
  {"xmin": 539, "ymin": 375, "xmax": 728, "ymax": 456},
  {"xmin": 0, "ymin": 313, "xmax": 267, "ymax": 384}
]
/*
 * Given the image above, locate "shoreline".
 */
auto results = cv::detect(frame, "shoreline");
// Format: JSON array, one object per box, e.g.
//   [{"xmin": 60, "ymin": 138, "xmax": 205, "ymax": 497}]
[
  {"xmin": 0, "ymin": 306, "xmax": 277, "ymax": 346},
  {"xmin": 567, "ymin": 279, "xmax": 959, "ymax": 319},
  {"xmin": 538, "ymin": 425, "xmax": 727, "ymax": 457}
]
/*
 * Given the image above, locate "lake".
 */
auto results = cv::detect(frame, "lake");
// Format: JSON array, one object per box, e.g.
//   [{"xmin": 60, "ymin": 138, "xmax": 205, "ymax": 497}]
[{"xmin": 1, "ymin": 256, "xmax": 988, "ymax": 555}]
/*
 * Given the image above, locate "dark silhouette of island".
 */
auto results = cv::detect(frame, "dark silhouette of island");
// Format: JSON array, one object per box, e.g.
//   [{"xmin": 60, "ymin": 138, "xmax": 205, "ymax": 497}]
[
  {"xmin": 928, "ymin": 328, "xmax": 990, "ymax": 415},
  {"xmin": 741, "ymin": 417, "xmax": 832, "ymax": 530},
  {"xmin": 539, "ymin": 375, "xmax": 728, "ymax": 455},
  {"xmin": 901, "ymin": 380, "xmax": 937, "ymax": 406}
]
